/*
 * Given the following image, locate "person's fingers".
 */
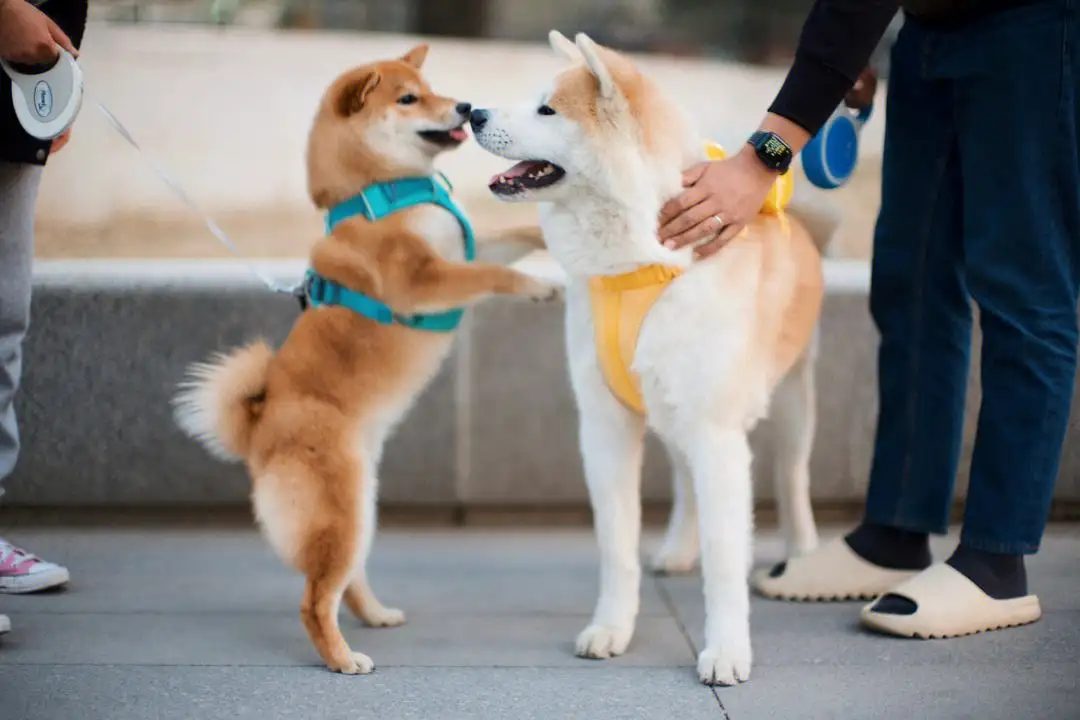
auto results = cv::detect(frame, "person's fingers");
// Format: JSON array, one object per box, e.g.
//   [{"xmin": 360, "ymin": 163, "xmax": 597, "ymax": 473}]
[
  {"xmin": 662, "ymin": 204, "xmax": 727, "ymax": 250},
  {"xmin": 658, "ymin": 184, "xmax": 709, "ymax": 233},
  {"xmin": 693, "ymin": 222, "xmax": 745, "ymax": 260},
  {"xmin": 49, "ymin": 129, "xmax": 71, "ymax": 154},
  {"xmin": 680, "ymin": 162, "xmax": 708, "ymax": 187},
  {"xmin": 46, "ymin": 18, "xmax": 77, "ymax": 56}
]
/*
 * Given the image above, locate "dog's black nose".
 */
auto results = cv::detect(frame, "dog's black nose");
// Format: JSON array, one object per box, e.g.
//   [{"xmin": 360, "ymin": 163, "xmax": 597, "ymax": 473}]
[
  {"xmin": 455, "ymin": 102, "xmax": 472, "ymax": 117},
  {"xmin": 470, "ymin": 108, "xmax": 489, "ymax": 131}
]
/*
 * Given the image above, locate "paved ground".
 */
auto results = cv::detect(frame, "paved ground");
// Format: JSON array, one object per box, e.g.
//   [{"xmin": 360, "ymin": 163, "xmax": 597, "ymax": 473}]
[{"xmin": 1, "ymin": 524, "xmax": 1077, "ymax": 719}]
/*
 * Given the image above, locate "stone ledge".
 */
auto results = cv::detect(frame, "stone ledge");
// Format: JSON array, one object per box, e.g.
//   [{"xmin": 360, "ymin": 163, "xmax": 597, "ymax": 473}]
[{"xmin": 5, "ymin": 259, "xmax": 1078, "ymax": 508}]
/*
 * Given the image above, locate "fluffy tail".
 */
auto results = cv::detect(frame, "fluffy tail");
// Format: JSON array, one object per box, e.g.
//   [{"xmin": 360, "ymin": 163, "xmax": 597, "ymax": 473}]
[
  {"xmin": 786, "ymin": 198, "xmax": 842, "ymax": 258},
  {"xmin": 172, "ymin": 341, "xmax": 274, "ymax": 462}
]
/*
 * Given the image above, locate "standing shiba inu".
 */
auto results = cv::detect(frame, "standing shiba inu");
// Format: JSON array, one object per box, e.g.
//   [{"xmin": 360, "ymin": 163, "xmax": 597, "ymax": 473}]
[
  {"xmin": 172, "ymin": 46, "xmax": 556, "ymax": 675},
  {"xmin": 471, "ymin": 31, "xmax": 837, "ymax": 686}
]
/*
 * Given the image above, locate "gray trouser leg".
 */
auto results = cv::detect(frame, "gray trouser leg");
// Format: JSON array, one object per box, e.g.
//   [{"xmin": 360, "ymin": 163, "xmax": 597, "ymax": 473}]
[{"xmin": 0, "ymin": 161, "xmax": 42, "ymax": 495}]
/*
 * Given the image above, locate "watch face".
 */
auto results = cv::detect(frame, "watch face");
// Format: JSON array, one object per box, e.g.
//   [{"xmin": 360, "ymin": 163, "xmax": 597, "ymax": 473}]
[{"xmin": 758, "ymin": 134, "xmax": 791, "ymax": 165}]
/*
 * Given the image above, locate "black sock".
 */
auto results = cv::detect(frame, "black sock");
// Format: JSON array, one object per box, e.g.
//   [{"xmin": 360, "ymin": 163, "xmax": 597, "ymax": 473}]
[
  {"xmin": 946, "ymin": 545, "xmax": 1028, "ymax": 599},
  {"xmin": 844, "ymin": 521, "xmax": 933, "ymax": 572},
  {"xmin": 870, "ymin": 544, "xmax": 1028, "ymax": 616}
]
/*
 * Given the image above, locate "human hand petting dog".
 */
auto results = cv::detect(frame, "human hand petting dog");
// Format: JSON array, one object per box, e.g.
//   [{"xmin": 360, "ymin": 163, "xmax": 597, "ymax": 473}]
[
  {"xmin": 658, "ymin": 66, "xmax": 876, "ymax": 260},
  {"xmin": 657, "ymin": 147, "xmax": 782, "ymax": 260},
  {"xmin": 0, "ymin": 0, "xmax": 78, "ymax": 64}
]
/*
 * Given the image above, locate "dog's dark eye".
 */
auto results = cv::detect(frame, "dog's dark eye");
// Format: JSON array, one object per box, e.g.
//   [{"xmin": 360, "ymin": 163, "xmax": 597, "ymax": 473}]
[
  {"xmin": 398, "ymin": 94, "xmax": 418, "ymax": 105},
  {"xmin": 537, "ymin": 105, "xmax": 556, "ymax": 116}
]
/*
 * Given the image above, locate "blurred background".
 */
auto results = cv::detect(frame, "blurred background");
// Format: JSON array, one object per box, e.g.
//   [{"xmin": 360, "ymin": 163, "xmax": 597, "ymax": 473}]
[{"xmin": 34, "ymin": 0, "xmax": 898, "ymax": 262}]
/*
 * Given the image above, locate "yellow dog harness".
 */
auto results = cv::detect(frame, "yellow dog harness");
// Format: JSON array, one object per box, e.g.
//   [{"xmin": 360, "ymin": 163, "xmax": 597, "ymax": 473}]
[{"xmin": 587, "ymin": 142, "xmax": 794, "ymax": 415}]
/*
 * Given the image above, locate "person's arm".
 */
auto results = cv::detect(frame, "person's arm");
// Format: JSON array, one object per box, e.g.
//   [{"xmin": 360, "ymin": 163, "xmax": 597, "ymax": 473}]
[
  {"xmin": 769, "ymin": 0, "xmax": 899, "ymax": 140},
  {"xmin": 658, "ymin": 0, "xmax": 899, "ymax": 259}
]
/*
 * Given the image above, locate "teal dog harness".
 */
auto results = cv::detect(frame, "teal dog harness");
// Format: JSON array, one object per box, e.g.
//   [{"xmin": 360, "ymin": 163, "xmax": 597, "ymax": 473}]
[{"xmin": 304, "ymin": 175, "xmax": 476, "ymax": 332}]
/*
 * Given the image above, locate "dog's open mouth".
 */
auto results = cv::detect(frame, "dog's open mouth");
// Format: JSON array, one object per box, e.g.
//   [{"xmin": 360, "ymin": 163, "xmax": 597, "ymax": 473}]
[
  {"xmin": 489, "ymin": 161, "xmax": 566, "ymax": 195},
  {"xmin": 418, "ymin": 126, "xmax": 469, "ymax": 146}
]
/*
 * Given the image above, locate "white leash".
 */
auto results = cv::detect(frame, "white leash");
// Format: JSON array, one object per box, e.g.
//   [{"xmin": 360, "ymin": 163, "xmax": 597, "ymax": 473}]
[{"xmin": 93, "ymin": 100, "xmax": 303, "ymax": 297}]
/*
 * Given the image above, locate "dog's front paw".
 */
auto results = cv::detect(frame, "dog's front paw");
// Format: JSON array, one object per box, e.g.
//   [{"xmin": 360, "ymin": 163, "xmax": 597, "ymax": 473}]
[
  {"xmin": 575, "ymin": 624, "xmax": 632, "ymax": 660},
  {"xmin": 522, "ymin": 279, "xmax": 563, "ymax": 303},
  {"xmin": 362, "ymin": 605, "xmax": 406, "ymax": 628},
  {"xmin": 330, "ymin": 651, "xmax": 375, "ymax": 675},
  {"xmin": 697, "ymin": 642, "xmax": 752, "ymax": 686}
]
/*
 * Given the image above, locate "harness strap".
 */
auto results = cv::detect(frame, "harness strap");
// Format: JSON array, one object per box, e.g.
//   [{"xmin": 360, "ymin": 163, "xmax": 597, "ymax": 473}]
[
  {"xmin": 588, "ymin": 264, "xmax": 684, "ymax": 415},
  {"xmin": 307, "ymin": 175, "xmax": 475, "ymax": 332}
]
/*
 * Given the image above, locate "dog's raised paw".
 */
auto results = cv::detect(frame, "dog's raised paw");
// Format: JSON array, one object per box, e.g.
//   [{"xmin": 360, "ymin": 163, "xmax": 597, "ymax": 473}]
[
  {"xmin": 362, "ymin": 606, "xmax": 406, "ymax": 628},
  {"xmin": 332, "ymin": 651, "xmax": 376, "ymax": 675},
  {"xmin": 575, "ymin": 624, "xmax": 632, "ymax": 660},
  {"xmin": 697, "ymin": 646, "xmax": 751, "ymax": 686}
]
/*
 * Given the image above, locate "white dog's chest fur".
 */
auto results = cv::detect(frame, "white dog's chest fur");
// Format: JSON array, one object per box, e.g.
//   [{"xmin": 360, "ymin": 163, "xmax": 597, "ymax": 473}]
[{"xmin": 545, "ymin": 208, "xmax": 773, "ymax": 437}]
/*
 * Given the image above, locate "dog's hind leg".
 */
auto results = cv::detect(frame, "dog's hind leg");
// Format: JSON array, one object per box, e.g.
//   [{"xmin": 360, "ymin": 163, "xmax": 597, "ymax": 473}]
[
  {"xmin": 770, "ymin": 342, "xmax": 820, "ymax": 558},
  {"xmin": 649, "ymin": 446, "xmax": 699, "ymax": 575},
  {"xmin": 256, "ymin": 455, "xmax": 372, "ymax": 675},
  {"xmin": 344, "ymin": 444, "xmax": 405, "ymax": 628}
]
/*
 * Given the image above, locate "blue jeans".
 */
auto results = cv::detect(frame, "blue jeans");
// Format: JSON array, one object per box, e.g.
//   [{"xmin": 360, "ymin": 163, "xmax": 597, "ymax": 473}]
[{"xmin": 866, "ymin": 0, "xmax": 1080, "ymax": 555}]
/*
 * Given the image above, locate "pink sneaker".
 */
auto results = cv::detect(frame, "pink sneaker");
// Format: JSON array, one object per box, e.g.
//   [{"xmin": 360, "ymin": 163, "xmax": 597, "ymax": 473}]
[{"xmin": 0, "ymin": 538, "xmax": 69, "ymax": 593}]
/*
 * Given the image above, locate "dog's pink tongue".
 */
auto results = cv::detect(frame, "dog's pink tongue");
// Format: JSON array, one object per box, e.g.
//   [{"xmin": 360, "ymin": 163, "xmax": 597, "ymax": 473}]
[
  {"xmin": 500, "ymin": 161, "xmax": 535, "ymax": 179},
  {"xmin": 449, "ymin": 127, "xmax": 469, "ymax": 142}
]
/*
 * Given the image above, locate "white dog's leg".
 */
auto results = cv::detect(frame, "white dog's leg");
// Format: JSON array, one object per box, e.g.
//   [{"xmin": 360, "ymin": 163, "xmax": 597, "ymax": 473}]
[
  {"xmin": 344, "ymin": 438, "xmax": 405, "ymax": 628},
  {"xmin": 770, "ymin": 347, "xmax": 820, "ymax": 558},
  {"xmin": 688, "ymin": 423, "xmax": 754, "ymax": 686},
  {"xmin": 574, "ymin": 385, "xmax": 647, "ymax": 660},
  {"xmin": 649, "ymin": 447, "xmax": 699, "ymax": 575}
]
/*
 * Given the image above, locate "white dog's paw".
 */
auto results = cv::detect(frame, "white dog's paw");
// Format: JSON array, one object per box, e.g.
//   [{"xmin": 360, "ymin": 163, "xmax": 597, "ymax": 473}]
[
  {"xmin": 575, "ymin": 624, "xmax": 632, "ymax": 660},
  {"xmin": 697, "ymin": 643, "xmax": 752, "ymax": 686},
  {"xmin": 648, "ymin": 545, "xmax": 699, "ymax": 575},
  {"xmin": 362, "ymin": 605, "xmax": 407, "ymax": 628},
  {"xmin": 331, "ymin": 651, "xmax": 375, "ymax": 675},
  {"xmin": 524, "ymin": 280, "xmax": 563, "ymax": 303}
]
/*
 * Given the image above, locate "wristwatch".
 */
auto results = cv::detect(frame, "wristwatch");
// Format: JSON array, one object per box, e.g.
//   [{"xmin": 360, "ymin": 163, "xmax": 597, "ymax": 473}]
[{"xmin": 747, "ymin": 131, "xmax": 793, "ymax": 174}]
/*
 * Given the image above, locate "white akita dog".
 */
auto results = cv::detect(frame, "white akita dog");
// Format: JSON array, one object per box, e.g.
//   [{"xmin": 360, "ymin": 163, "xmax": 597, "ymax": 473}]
[{"xmin": 470, "ymin": 31, "xmax": 837, "ymax": 685}]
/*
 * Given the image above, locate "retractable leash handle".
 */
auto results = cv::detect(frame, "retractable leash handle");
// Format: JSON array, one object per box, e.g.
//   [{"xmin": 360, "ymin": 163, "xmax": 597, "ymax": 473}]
[
  {"xmin": 0, "ymin": 48, "xmax": 84, "ymax": 141},
  {"xmin": 801, "ymin": 101, "xmax": 873, "ymax": 190},
  {"xmin": 2, "ymin": 48, "xmax": 303, "ymax": 299}
]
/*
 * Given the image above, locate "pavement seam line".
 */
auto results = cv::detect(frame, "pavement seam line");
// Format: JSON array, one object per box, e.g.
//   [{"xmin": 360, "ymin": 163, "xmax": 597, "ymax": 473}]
[{"xmin": 652, "ymin": 573, "xmax": 731, "ymax": 718}]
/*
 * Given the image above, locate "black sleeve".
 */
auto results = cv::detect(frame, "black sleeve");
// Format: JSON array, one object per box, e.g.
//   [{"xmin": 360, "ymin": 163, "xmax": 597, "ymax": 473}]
[{"xmin": 768, "ymin": 0, "xmax": 900, "ymax": 136}]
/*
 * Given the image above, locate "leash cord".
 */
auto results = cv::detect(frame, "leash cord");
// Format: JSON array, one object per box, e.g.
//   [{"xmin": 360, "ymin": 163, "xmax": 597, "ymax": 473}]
[{"xmin": 92, "ymin": 99, "xmax": 304, "ymax": 297}]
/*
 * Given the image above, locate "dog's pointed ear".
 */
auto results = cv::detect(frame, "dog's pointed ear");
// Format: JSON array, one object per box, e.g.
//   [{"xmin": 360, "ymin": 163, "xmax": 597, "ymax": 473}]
[
  {"xmin": 336, "ymin": 70, "xmax": 381, "ymax": 116},
  {"xmin": 574, "ymin": 33, "xmax": 616, "ymax": 99},
  {"xmin": 401, "ymin": 44, "xmax": 429, "ymax": 69},
  {"xmin": 548, "ymin": 30, "xmax": 581, "ymax": 62}
]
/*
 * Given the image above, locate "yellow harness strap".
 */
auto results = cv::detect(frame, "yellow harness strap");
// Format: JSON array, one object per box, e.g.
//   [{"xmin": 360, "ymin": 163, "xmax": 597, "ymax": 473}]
[
  {"xmin": 588, "ymin": 264, "xmax": 683, "ymax": 414},
  {"xmin": 586, "ymin": 140, "xmax": 795, "ymax": 415}
]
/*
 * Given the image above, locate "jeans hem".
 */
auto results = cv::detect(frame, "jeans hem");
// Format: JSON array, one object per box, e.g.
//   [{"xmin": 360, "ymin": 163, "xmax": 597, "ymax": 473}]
[{"xmin": 863, "ymin": 508, "xmax": 949, "ymax": 536}]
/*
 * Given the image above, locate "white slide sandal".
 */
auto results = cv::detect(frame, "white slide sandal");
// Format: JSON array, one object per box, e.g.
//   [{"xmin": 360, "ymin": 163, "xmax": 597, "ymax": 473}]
[
  {"xmin": 752, "ymin": 537, "xmax": 918, "ymax": 601},
  {"xmin": 859, "ymin": 563, "xmax": 1042, "ymax": 639}
]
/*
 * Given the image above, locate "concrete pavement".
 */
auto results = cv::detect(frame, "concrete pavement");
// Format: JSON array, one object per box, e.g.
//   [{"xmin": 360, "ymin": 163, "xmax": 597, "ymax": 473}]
[{"xmin": 1, "ymin": 525, "xmax": 1077, "ymax": 719}]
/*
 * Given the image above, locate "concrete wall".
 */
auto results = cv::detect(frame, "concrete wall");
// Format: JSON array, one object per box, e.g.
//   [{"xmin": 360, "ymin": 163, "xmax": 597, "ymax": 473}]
[{"xmin": 8, "ymin": 258, "xmax": 1080, "ymax": 511}]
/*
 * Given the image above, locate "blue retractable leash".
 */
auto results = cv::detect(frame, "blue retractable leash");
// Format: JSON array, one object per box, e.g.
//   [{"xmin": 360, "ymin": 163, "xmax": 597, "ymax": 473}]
[
  {"xmin": 801, "ymin": 102, "xmax": 873, "ymax": 190},
  {"xmin": 3, "ymin": 46, "xmax": 476, "ymax": 327}
]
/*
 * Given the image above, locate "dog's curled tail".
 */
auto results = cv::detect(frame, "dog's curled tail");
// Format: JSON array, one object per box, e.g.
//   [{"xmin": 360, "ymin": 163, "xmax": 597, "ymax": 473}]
[{"xmin": 172, "ymin": 341, "xmax": 274, "ymax": 463}]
